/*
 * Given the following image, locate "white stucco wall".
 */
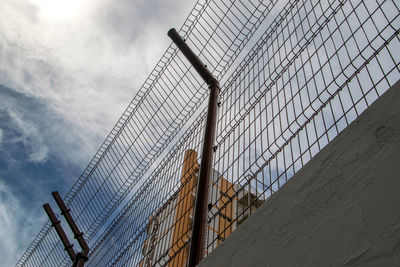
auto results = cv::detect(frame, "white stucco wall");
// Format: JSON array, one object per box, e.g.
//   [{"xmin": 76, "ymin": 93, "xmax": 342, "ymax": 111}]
[{"xmin": 199, "ymin": 80, "xmax": 400, "ymax": 267}]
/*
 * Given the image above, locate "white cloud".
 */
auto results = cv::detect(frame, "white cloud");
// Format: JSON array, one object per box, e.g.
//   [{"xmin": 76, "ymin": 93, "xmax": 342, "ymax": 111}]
[
  {"xmin": 0, "ymin": 0, "xmax": 194, "ymax": 163},
  {"xmin": 0, "ymin": 128, "xmax": 3, "ymax": 144},
  {"xmin": 6, "ymin": 109, "xmax": 49, "ymax": 163},
  {"xmin": 0, "ymin": 180, "xmax": 46, "ymax": 267}
]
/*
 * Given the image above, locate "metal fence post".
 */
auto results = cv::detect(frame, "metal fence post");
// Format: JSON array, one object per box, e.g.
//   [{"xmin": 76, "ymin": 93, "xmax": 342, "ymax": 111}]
[
  {"xmin": 43, "ymin": 191, "xmax": 89, "ymax": 267},
  {"xmin": 168, "ymin": 28, "xmax": 220, "ymax": 267},
  {"xmin": 43, "ymin": 204, "xmax": 77, "ymax": 262},
  {"xmin": 52, "ymin": 191, "xmax": 89, "ymax": 267}
]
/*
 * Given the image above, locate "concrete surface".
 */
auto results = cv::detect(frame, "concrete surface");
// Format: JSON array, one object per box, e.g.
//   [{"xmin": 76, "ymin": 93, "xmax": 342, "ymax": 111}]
[{"xmin": 199, "ymin": 80, "xmax": 400, "ymax": 267}]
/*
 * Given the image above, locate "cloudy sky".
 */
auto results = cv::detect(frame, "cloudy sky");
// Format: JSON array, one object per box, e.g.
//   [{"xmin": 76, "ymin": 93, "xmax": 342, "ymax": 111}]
[{"xmin": 0, "ymin": 0, "xmax": 194, "ymax": 265}]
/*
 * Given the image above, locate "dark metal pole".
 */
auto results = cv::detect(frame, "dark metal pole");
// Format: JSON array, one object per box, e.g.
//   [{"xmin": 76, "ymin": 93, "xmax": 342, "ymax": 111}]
[
  {"xmin": 168, "ymin": 28, "xmax": 220, "ymax": 267},
  {"xmin": 43, "ymin": 204, "xmax": 76, "ymax": 262},
  {"xmin": 168, "ymin": 28, "xmax": 217, "ymax": 85},
  {"xmin": 52, "ymin": 191, "xmax": 89, "ymax": 266}
]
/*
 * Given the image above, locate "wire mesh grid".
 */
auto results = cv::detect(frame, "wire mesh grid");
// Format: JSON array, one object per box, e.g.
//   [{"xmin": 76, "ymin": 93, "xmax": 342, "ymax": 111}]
[
  {"xmin": 89, "ymin": 0, "xmax": 399, "ymax": 266},
  {"xmin": 17, "ymin": 0, "xmax": 278, "ymax": 266},
  {"xmin": 18, "ymin": 0, "xmax": 400, "ymax": 266},
  {"xmin": 210, "ymin": 0, "xmax": 400, "ymax": 253}
]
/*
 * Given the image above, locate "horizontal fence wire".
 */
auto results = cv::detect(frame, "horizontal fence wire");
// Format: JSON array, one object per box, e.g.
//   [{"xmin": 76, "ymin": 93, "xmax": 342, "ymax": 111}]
[
  {"xmin": 83, "ymin": 0, "xmax": 400, "ymax": 266},
  {"xmin": 18, "ymin": 0, "xmax": 400, "ymax": 266},
  {"xmin": 17, "ymin": 0, "xmax": 279, "ymax": 266}
]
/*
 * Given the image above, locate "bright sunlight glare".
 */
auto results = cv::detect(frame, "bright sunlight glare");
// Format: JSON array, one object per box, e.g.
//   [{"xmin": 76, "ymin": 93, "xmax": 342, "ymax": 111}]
[{"xmin": 31, "ymin": 0, "xmax": 83, "ymax": 21}]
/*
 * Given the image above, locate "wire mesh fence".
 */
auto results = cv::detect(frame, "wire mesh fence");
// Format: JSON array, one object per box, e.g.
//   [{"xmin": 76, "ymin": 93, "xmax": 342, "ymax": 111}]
[
  {"xmin": 18, "ymin": 0, "xmax": 400, "ymax": 266},
  {"xmin": 17, "ymin": 0, "xmax": 277, "ymax": 266}
]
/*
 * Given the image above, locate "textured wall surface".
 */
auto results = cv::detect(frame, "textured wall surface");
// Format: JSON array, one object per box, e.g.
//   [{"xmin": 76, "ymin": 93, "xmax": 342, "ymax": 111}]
[{"xmin": 199, "ymin": 81, "xmax": 400, "ymax": 267}]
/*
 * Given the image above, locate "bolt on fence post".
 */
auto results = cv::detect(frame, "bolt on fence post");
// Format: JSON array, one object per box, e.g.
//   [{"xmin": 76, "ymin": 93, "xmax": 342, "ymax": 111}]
[{"xmin": 168, "ymin": 28, "xmax": 220, "ymax": 267}]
